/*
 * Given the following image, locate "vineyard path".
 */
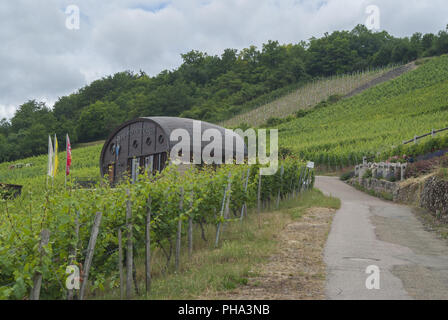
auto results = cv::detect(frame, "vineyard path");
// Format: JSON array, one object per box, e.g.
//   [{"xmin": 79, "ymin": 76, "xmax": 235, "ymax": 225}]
[{"xmin": 316, "ymin": 176, "xmax": 448, "ymax": 300}]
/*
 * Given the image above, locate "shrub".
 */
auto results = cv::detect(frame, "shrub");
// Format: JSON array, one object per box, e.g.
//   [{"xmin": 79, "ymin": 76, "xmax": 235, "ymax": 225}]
[
  {"xmin": 387, "ymin": 175, "xmax": 397, "ymax": 182},
  {"xmin": 265, "ymin": 117, "xmax": 283, "ymax": 127},
  {"xmin": 440, "ymin": 154, "xmax": 448, "ymax": 168},
  {"xmin": 295, "ymin": 109, "xmax": 310, "ymax": 118},
  {"xmin": 327, "ymin": 94, "xmax": 344, "ymax": 104},
  {"xmin": 405, "ymin": 159, "xmax": 438, "ymax": 178},
  {"xmin": 264, "ymin": 115, "xmax": 295, "ymax": 127},
  {"xmin": 279, "ymin": 147, "xmax": 293, "ymax": 159},
  {"xmin": 363, "ymin": 169, "xmax": 372, "ymax": 179},
  {"xmin": 340, "ymin": 171, "xmax": 355, "ymax": 181},
  {"xmin": 314, "ymin": 100, "xmax": 329, "ymax": 110}
]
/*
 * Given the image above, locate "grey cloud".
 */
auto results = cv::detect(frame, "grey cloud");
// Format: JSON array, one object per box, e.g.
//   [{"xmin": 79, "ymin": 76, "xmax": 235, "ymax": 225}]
[{"xmin": 0, "ymin": 0, "xmax": 447, "ymax": 119}]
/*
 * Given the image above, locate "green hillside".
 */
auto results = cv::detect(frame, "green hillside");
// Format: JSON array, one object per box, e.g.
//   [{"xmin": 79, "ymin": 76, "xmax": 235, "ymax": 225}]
[
  {"xmin": 2, "ymin": 25, "xmax": 448, "ymax": 163},
  {"xmin": 0, "ymin": 143, "xmax": 102, "ymax": 196},
  {"xmin": 2, "ymin": 56, "xmax": 448, "ymax": 190},
  {"xmin": 220, "ymin": 66, "xmax": 392, "ymax": 128},
  {"xmin": 276, "ymin": 55, "xmax": 448, "ymax": 168},
  {"xmin": 2, "ymin": 36, "xmax": 448, "ymax": 302}
]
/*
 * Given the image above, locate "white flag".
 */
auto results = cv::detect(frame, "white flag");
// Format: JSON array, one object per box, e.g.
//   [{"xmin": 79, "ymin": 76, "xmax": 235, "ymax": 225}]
[{"xmin": 47, "ymin": 135, "xmax": 54, "ymax": 177}]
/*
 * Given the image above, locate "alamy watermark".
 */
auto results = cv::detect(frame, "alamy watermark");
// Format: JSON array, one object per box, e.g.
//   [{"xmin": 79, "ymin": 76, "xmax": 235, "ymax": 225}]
[
  {"xmin": 365, "ymin": 265, "xmax": 380, "ymax": 290},
  {"xmin": 169, "ymin": 120, "xmax": 278, "ymax": 176},
  {"xmin": 65, "ymin": 5, "xmax": 80, "ymax": 30},
  {"xmin": 365, "ymin": 5, "xmax": 380, "ymax": 31},
  {"xmin": 66, "ymin": 265, "xmax": 81, "ymax": 290}
]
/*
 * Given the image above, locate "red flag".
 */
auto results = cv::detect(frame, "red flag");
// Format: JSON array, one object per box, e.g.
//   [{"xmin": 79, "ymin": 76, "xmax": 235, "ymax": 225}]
[{"xmin": 66, "ymin": 134, "xmax": 72, "ymax": 176}]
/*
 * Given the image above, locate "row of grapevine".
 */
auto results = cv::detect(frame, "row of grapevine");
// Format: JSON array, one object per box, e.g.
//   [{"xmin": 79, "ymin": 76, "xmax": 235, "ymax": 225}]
[
  {"xmin": 0, "ymin": 158, "xmax": 314, "ymax": 299},
  {"xmin": 376, "ymin": 132, "xmax": 448, "ymax": 162}
]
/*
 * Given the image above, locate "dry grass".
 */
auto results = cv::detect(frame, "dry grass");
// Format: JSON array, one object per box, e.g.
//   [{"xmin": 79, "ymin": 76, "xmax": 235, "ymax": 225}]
[
  {"xmin": 220, "ymin": 68, "xmax": 391, "ymax": 128},
  {"xmin": 210, "ymin": 207, "xmax": 335, "ymax": 300},
  {"xmin": 398, "ymin": 172, "xmax": 435, "ymax": 188}
]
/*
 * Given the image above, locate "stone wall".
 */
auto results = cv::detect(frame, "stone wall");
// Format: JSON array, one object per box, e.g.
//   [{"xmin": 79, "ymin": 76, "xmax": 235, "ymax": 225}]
[
  {"xmin": 350, "ymin": 177, "xmax": 398, "ymax": 198},
  {"xmin": 394, "ymin": 181, "xmax": 422, "ymax": 206},
  {"xmin": 349, "ymin": 174, "xmax": 448, "ymax": 220},
  {"xmin": 420, "ymin": 176, "xmax": 448, "ymax": 220}
]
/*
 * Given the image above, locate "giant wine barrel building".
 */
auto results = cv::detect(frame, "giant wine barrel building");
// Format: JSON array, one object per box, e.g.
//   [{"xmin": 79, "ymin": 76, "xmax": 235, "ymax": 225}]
[{"xmin": 100, "ymin": 117, "xmax": 247, "ymax": 184}]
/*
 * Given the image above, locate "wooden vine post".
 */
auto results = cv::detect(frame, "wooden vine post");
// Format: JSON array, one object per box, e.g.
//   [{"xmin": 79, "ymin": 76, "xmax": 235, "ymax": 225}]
[
  {"xmin": 298, "ymin": 166, "xmax": 305, "ymax": 193},
  {"xmin": 240, "ymin": 168, "xmax": 250, "ymax": 221},
  {"xmin": 214, "ymin": 184, "xmax": 227, "ymax": 248},
  {"xmin": 67, "ymin": 210, "xmax": 80, "ymax": 300},
  {"xmin": 222, "ymin": 177, "xmax": 232, "ymax": 233},
  {"xmin": 125, "ymin": 189, "xmax": 133, "ymax": 299},
  {"xmin": 288, "ymin": 167, "xmax": 294, "ymax": 200},
  {"xmin": 303, "ymin": 167, "xmax": 309, "ymax": 191},
  {"xmin": 215, "ymin": 173, "xmax": 231, "ymax": 248},
  {"xmin": 30, "ymin": 229, "xmax": 50, "ymax": 300},
  {"xmin": 118, "ymin": 227, "xmax": 124, "ymax": 300},
  {"xmin": 175, "ymin": 187, "xmax": 184, "ymax": 272},
  {"xmin": 257, "ymin": 171, "xmax": 262, "ymax": 214},
  {"xmin": 79, "ymin": 212, "xmax": 103, "ymax": 300},
  {"xmin": 188, "ymin": 191, "xmax": 194, "ymax": 258},
  {"xmin": 145, "ymin": 195, "xmax": 152, "ymax": 295},
  {"xmin": 276, "ymin": 165, "xmax": 284, "ymax": 209}
]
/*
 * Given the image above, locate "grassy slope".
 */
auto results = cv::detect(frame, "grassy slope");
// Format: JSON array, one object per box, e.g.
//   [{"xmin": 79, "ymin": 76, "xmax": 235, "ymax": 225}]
[
  {"xmin": 277, "ymin": 55, "xmax": 448, "ymax": 167},
  {"xmin": 2, "ymin": 57, "xmax": 447, "ymax": 189},
  {"xmin": 220, "ymin": 67, "xmax": 392, "ymax": 128},
  {"xmin": 0, "ymin": 68, "xmax": 388, "ymax": 189},
  {"xmin": 0, "ymin": 143, "xmax": 102, "ymax": 196}
]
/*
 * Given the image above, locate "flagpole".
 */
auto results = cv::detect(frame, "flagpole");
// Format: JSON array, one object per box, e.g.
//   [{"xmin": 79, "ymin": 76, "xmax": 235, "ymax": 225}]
[
  {"xmin": 52, "ymin": 134, "xmax": 57, "ymax": 192},
  {"xmin": 47, "ymin": 135, "xmax": 53, "ymax": 191},
  {"xmin": 53, "ymin": 134, "xmax": 55, "ymax": 190},
  {"xmin": 65, "ymin": 133, "xmax": 72, "ymax": 191},
  {"xmin": 65, "ymin": 133, "xmax": 67, "ymax": 190}
]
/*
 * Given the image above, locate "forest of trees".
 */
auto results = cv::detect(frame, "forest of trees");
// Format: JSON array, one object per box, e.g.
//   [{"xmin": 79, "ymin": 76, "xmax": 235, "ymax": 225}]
[{"xmin": 1, "ymin": 25, "xmax": 448, "ymax": 162}]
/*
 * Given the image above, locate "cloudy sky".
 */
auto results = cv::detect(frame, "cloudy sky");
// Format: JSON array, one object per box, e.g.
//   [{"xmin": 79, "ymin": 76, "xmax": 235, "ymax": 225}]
[{"xmin": 1, "ymin": 0, "xmax": 447, "ymax": 119}]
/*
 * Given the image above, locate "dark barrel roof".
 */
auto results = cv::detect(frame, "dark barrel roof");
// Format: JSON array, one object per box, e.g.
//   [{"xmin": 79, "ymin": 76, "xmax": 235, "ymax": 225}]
[
  {"xmin": 100, "ymin": 116, "xmax": 247, "ymax": 164},
  {"xmin": 144, "ymin": 117, "xmax": 247, "ymax": 157}
]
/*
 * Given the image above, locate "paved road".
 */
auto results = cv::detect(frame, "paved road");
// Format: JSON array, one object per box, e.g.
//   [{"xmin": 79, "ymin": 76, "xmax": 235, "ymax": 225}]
[{"xmin": 316, "ymin": 176, "xmax": 448, "ymax": 300}]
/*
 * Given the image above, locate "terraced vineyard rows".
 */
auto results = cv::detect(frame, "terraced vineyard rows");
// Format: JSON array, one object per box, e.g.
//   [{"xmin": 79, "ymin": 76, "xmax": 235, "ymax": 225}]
[
  {"xmin": 277, "ymin": 55, "xmax": 448, "ymax": 169},
  {"xmin": 221, "ymin": 66, "xmax": 394, "ymax": 128}
]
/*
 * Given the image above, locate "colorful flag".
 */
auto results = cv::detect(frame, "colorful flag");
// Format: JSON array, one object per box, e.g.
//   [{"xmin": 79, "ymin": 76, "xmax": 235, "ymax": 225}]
[
  {"xmin": 66, "ymin": 134, "xmax": 72, "ymax": 176},
  {"xmin": 53, "ymin": 134, "xmax": 59, "ymax": 177},
  {"xmin": 47, "ymin": 135, "xmax": 54, "ymax": 177}
]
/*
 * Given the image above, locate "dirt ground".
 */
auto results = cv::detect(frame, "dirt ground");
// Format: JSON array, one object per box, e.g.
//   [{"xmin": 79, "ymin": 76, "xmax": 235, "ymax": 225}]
[
  {"xmin": 344, "ymin": 61, "xmax": 417, "ymax": 98},
  {"xmin": 212, "ymin": 207, "xmax": 335, "ymax": 300}
]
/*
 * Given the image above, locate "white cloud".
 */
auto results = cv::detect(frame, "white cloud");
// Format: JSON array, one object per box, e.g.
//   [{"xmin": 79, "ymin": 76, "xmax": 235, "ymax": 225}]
[
  {"xmin": 0, "ymin": 105, "xmax": 16, "ymax": 120},
  {"xmin": 0, "ymin": 0, "xmax": 447, "ymax": 119}
]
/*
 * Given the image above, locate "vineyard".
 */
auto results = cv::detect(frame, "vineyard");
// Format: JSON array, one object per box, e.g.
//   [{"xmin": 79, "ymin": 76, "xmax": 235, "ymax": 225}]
[
  {"xmin": 2, "ymin": 52, "xmax": 447, "ymax": 302},
  {"xmin": 276, "ymin": 55, "xmax": 448, "ymax": 169},
  {"xmin": 220, "ymin": 66, "xmax": 393, "ymax": 128},
  {"xmin": 376, "ymin": 131, "xmax": 448, "ymax": 162},
  {"xmin": 0, "ymin": 151, "xmax": 313, "ymax": 299}
]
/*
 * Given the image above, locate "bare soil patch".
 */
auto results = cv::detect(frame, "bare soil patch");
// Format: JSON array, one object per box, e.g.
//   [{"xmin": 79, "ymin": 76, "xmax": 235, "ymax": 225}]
[
  {"xmin": 210, "ymin": 207, "xmax": 335, "ymax": 300},
  {"xmin": 344, "ymin": 61, "xmax": 417, "ymax": 98}
]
